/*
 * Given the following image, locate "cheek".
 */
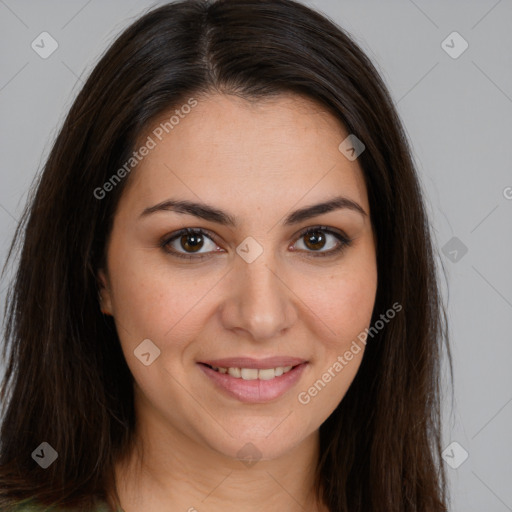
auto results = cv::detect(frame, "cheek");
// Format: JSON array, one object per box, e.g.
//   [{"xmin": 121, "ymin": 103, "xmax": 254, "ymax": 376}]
[
  {"xmin": 297, "ymin": 261, "xmax": 377, "ymax": 349},
  {"xmin": 106, "ymin": 242, "xmax": 202, "ymax": 345},
  {"xmin": 294, "ymin": 269, "xmax": 376, "ymax": 418},
  {"xmin": 335, "ymin": 274, "xmax": 377, "ymax": 339},
  {"xmin": 334, "ymin": 243, "xmax": 378, "ymax": 342}
]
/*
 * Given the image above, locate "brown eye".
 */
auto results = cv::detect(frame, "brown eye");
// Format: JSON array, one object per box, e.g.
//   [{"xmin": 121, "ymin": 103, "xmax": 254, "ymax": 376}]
[
  {"xmin": 293, "ymin": 226, "xmax": 352, "ymax": 258},
  {"xmin": 179, "ymin": 232, "xmax": 204, "ymax": 253},
  {"xmin": 161, "ymin": 226, "xmax": 352, "ymax": 262},
  {"xmin": 161, "ymin": 228, "xmax": 220, "ymax": 260},
  {"xmin": 303, "ymin": 230, "xmax": 327, "ymax": 251}
]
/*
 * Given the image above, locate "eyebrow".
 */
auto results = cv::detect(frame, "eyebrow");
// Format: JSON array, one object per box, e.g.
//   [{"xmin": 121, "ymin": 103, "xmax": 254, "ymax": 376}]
[{"xmin": 139, "ymin": 195, "xmax": 367, "ymax": 227}]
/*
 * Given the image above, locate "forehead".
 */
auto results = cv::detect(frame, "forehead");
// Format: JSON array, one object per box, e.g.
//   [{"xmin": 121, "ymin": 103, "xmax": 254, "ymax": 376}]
[{"xmin": 120, "ymin": 93, "xmax": 369, "ymax": 218}]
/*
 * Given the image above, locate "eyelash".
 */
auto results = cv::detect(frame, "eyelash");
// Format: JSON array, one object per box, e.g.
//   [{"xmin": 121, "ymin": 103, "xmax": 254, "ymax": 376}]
[{"xmin": 160, "ymin": 226, "xmax": 353, "ymax": 261}]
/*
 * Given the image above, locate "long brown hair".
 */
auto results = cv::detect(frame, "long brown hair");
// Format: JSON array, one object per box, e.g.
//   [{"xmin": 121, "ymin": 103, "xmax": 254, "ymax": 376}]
[{"xmin": 0, "ymin": 1, "xmax": 452, "ymax": 510}]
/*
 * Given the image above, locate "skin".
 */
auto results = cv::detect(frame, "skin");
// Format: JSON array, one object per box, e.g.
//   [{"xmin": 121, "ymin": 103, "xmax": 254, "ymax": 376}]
[{"xmin": 98, "ymin": 93, "xmax": 378, "ymax": 512}]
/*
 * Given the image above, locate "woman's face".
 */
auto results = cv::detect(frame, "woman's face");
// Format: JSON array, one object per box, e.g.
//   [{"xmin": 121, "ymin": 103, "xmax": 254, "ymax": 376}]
[{"xmin": 99, "ymin": 93, "xmax": 377, "ymax": 462}]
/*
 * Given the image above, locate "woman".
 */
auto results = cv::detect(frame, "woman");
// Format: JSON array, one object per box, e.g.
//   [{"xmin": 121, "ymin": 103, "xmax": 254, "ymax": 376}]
[{"xmin": 0, "ymin": 0, "xmax": 451, "ymax": 510}]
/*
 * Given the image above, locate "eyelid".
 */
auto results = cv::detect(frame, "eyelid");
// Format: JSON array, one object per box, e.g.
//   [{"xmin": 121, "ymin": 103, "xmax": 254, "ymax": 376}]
[
  {"xmin": 160, "ymin": 225, "xmax": 352, "ymax": 260},
  {"xmin": 291, "ymin": 225, "xmax": 352, "ymax": 258},
  {"xmin": 160, "ymin": 227, "xmax": 221, "ymax": 261},
  {"xmin": 293, "ymin": 225, "xmax": 349, "ymax": 244}
]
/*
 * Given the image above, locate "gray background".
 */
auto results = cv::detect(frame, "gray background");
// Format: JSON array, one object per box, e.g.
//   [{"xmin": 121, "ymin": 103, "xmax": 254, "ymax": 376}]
[{"xmin": 0, "ymin": 0, "xmax": 511, "ymax": 510}]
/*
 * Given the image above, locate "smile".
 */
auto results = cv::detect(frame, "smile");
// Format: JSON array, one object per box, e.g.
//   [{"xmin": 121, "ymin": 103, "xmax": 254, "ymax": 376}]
[
  {"xmin": 197, "ymin": 361, "xmax": 308, "ymax": 403},
  {"xmin": 206, "ymin": 364, "xmax": 295, "ymax": 380}
]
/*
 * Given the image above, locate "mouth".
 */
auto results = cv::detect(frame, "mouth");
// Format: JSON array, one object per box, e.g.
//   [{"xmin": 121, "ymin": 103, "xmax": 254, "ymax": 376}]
[
  {"xmin": 197, "ymin": 358, "xmax": 308, "ymax": 403},
  {"xmin": 200, "ymin": 363, "xmax": 300, "ymax": 380}
]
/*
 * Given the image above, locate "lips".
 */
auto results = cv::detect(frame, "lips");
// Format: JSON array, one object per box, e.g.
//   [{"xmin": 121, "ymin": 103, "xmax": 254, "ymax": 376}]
[
  {"xmin": 197, "ymin": 357, "xmax": 308, "ymax": 403},
  {"xmin": 199, "ymin": 356, "xmax": 307, "ymax": 369}
]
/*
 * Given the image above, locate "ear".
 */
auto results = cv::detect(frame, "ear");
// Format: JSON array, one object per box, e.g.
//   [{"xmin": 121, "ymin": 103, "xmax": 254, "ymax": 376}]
[{"xmin": 97, "ymin": 268, "xmax": 113, "ymax": 316}]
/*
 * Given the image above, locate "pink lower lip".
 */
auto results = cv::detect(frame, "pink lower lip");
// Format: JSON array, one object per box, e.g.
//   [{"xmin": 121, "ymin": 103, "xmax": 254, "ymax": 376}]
[{"xmin": 198, "ymin": 363, "xmax": 307, "ymax": 403}]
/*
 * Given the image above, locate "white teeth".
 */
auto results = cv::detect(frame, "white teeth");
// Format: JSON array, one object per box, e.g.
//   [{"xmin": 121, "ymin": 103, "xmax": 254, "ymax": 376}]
[
  {"xmin": 258, "ymin": 368, "xmax": 276, "ymax": 380},
  {"xmin": 211, "ymin": 365, "xmax": 296, "ymax": 380},
  {"xmin": 241, "ymin": 368, "xmax": 259, "ymax": 380},
  {"xmin": 227, "ymin": 367, "xmax": 241, "ymax": 378}
]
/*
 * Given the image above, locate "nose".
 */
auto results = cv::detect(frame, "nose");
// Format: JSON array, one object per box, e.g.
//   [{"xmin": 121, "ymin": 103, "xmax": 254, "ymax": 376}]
[{"xmin": 220, "ymin": 250, "xmax": 297, "ymax": 341}]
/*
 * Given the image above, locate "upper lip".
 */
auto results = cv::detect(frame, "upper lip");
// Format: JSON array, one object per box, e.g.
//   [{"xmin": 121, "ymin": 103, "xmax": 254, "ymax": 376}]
[{"xmin": 198, "ymin": 357, "xmax": 307, "ymax": 369}]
